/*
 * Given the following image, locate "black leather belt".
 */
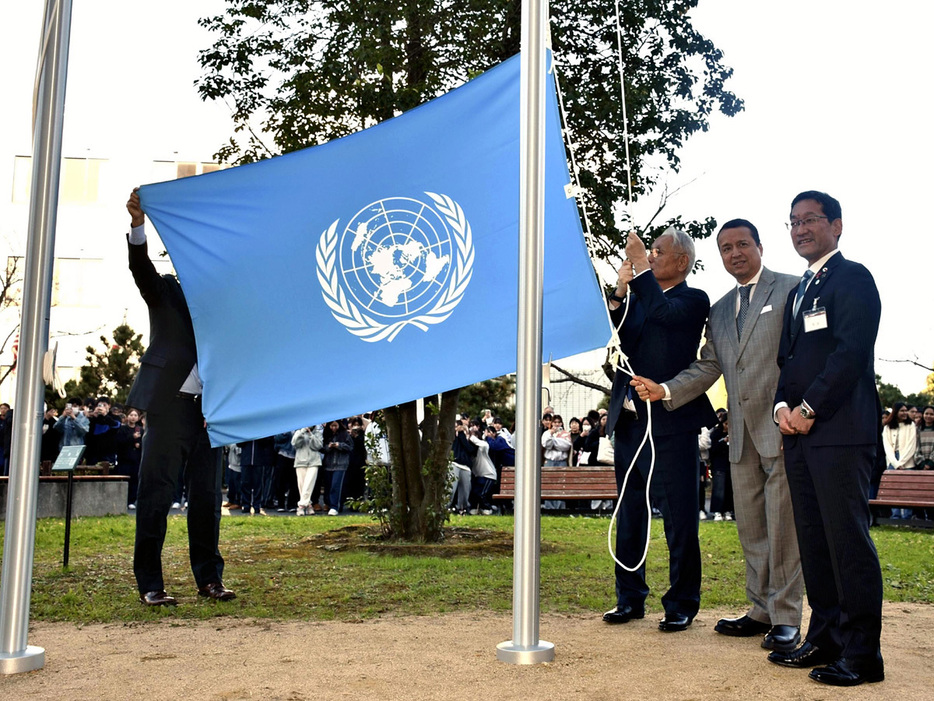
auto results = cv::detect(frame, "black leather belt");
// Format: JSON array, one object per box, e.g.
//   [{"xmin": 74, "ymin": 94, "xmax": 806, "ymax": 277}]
[{"xmin": 176, "ymin": 392, "xmax": 202, "ymax": 401}]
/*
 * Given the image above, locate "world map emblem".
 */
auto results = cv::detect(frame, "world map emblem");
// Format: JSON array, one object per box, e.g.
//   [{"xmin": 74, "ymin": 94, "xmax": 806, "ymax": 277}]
[{"xmin": 316, "ymin": 193, "xmax": 474, "ymax": 342}]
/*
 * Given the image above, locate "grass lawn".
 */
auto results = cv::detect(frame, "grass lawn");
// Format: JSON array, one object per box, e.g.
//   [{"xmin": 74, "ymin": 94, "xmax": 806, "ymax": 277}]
[{"xmin": 2, "ymin": 514, "xmax": 932, "ymax": 624}]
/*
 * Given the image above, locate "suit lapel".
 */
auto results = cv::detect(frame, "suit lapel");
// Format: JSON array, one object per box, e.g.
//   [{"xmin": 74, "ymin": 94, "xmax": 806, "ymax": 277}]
[{"xmin": 788, "ymin": 252, "xmax": 842, "ymax": 350}]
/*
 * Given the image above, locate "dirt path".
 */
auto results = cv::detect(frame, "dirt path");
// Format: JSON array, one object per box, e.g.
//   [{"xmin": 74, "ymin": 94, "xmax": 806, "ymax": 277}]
[{"xmin": 4, "ymin": 603, "xmax": 932, "ymax": 700}]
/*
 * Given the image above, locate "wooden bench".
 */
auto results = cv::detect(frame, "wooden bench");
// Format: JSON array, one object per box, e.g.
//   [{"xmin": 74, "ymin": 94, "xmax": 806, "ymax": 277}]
[
  {"xmin": 494, "ymin": 465, "xmax": 618, "ymax": 502},
  {"xmin": 870, "ymin": 470, "xmax": 934, "ymax": 510}
]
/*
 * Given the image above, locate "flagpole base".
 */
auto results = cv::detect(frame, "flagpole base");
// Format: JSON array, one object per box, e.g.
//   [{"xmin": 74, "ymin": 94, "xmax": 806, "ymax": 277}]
[
  {"xmin": 0, "ymin": 646, "xmax": 46, "ymax": 675},
  {"xmin": 496, "ymin": 640, "xmax": 554, "ymax": 665}
]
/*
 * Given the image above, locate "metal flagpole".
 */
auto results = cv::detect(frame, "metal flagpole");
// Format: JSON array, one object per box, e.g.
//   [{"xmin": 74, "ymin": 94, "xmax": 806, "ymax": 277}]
[
  {"xmin": 0, "ymin": 0, "xmax": 74, "ymax": 675},
  {"xmin": 496, "ymin": 0, "xmax": 554, "ymax": 664}
]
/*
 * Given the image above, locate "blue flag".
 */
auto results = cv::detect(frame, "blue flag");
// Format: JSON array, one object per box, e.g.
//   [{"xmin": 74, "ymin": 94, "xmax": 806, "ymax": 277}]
[{"xmin": 139, "ymin": 54, "xmax": 612, "ymax": 446}]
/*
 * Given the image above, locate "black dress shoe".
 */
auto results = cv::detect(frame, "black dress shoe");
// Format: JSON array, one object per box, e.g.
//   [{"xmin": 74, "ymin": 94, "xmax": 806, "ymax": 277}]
[
  {"xmin": 768, "ymin": 641, "xmax": 836, "ymax": 668},
  {"xmin": 602, "ymin": 604, "xmax": 645, "ymax": 624},
  {"xmin": 198, "ymin": 582, "xmax": 237, "ymax": 601},
  {"xmin": 714, "ymin": 614, "xmax": 771, "ymax": 637},
  {"xmin": 658, "ymin": 612, "xmax": 692, "ymax": 632},
  {"xmin": 809, "ymin": 656, "xmax": 884, "ymax": 686},
  {"xmin": 139, "ymin": 590, "xmax": 177, "ymax": 607},
  {"xmin": 762, "ymin": 625, "xmax": 801, "ymax": 652}
]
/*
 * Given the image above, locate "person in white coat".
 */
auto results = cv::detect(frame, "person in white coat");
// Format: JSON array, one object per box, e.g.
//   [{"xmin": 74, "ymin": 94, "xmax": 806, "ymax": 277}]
[{"xmin": 291, "ymin": 425, "xmax": 324, "ymax": 516}]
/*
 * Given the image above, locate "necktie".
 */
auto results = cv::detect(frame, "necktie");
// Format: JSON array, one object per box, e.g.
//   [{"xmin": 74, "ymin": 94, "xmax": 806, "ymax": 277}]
[
  {"xmin": 792, "ymin": 270, "xmax": 814, "ymax": 318},
  {"xmin": 736, "ymin": 284, "xmax": 751, "ymax": 338}
]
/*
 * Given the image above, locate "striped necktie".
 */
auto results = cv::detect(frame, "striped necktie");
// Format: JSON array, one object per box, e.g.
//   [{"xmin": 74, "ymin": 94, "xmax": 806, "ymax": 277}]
[{"xmin": 792, "ymin": 270, "xmax": 814, "ymax": 318}]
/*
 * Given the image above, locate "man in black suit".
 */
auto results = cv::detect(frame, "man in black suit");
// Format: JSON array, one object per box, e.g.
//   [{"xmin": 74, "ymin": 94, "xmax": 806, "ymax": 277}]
[
  {"xmin": 126, "ymin": 189, "xmax": 235, "ymax": 606},
  {"xmin": 770, "ymin": 191, "xmax": 883, "ymax": 686},
  {"xmin": 602, "ymin": 229, "xmax": 716, "ymax": 632}
]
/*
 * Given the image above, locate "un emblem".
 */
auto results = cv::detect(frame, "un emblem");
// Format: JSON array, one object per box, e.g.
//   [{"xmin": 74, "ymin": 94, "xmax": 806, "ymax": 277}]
[{"xmin": 316, "ymin": 193, "xmax": 475, "ymax": 342}]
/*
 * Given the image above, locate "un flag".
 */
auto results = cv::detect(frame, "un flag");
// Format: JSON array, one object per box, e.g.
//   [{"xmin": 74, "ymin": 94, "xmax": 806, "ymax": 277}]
[{"xmin": 139, "ymin": 54, "xmax": 611, "ymax": 445}]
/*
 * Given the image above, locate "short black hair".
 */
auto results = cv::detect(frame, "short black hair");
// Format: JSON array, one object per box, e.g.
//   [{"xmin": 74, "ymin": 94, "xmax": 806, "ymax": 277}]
[
  {"xmin": 717, "ymin": 218, "xmax": 760, "ymax": 245},
  {"xmin": 791, "ymin": 190, "xmax": 842, "ymax": 222}
]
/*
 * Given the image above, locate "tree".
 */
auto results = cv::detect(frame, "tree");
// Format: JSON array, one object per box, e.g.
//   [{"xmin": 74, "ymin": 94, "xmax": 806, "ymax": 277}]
[
  {"xmin": 874, "ymin": 373, "xmax": 934, "ymax": 411},
  {"xmin": 876, "ymin": 373, "xmax": 904, "ymax": 410},
  {"xmin": 197, "ymin": 1, "xmax": 742, "ymax": 540},
  {"xmin": 58, "ymin": 324, "xmax": 144, "ymax": 407},
  {"xmin": 458, "ymin": 375, "xmax": 516, "ymax": 426}
]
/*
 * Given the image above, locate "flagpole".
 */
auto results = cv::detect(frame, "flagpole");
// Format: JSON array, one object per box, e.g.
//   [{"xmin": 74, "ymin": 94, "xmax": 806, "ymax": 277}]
[
  {"xmin": 496, "ymin": 0, "xmax": 554, "ymax": 664},
  {"xmin": 0, "ymin": 0, "xmax": 74, "ymax": 675}
]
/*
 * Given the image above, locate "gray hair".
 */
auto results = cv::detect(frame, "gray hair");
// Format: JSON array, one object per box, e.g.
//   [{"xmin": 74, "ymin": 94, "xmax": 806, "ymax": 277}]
[{"xmin": 659, "ymin": 226, "xmax": 695, "ymax": 271}]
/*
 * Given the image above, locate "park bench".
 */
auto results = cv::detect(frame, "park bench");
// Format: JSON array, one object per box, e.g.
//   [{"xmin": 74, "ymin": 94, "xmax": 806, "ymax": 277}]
[
  {"xmin": 869, "ymin": 470, "xmax": 934, "ymax": 512},
  {"xmin": 494, "ymin": 465, "xmax": 618, "ymax": 503}
]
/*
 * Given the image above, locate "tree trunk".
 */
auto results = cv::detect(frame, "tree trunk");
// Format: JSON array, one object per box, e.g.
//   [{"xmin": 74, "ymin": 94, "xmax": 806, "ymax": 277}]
[{"xmin": 382, "ymin": 388, "xmax": 460, "ymax": 542}]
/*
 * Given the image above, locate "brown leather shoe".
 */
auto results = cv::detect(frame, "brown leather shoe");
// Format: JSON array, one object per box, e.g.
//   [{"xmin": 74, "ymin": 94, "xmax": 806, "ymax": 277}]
[
  {"xmin": 140, "ymin": 590, "xmax": 177, "ymax": 607},
  {"xmin": 198, "ymin": 582, "xmax": 237, "ymax": 601}
]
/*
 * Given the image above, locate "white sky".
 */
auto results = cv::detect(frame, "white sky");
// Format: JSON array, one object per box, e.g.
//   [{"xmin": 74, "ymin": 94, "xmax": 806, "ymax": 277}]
[{"xmin": 2, "ymin": 0, "xmax": 933, "ymax": 395}]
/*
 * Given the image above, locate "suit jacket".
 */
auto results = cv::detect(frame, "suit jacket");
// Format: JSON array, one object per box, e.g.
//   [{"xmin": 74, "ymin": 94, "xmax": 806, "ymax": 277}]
[
  {"xmin": 774, "ymin": 251, "xmax": 881, "ymax": 446},
  {"xmin": 607, "ymin": 271, "xmax": 715, "ymax": 437},
  {"xmin": 125, "ymin": 240, "xmax": 199, "ymax": 414},
  {"xmin": 665, "ymin": 267, "xmax": 798, "ymax": 462}
]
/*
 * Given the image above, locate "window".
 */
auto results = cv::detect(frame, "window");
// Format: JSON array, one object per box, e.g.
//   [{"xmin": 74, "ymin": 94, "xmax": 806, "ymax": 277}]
[
  {"xmin": 11, "ymin": 156, "xmax": 106, "ymax": 204},
  {"xmin": 151, "ymin": 160, "xmax": 227, "ymax": 182}
]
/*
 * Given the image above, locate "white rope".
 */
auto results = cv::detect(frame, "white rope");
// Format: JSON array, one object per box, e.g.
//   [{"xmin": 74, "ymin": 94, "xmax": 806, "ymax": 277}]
[
  {"xmin": 550, "ymin": 6, "xmax": 659, "ymax": 575},
  {"xmin": 608, "ymin": 1, "xmax": 658, "ymax": 573},
  {"xmin": 613, "ymin": 0, "xmax": 636, "ymax": 227}
]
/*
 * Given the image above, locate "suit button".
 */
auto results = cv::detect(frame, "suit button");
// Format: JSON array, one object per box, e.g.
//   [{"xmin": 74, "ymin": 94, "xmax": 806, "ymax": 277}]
[{"xmin": 788, "ymin": 354, "xmax": 794, "ymax": 360}]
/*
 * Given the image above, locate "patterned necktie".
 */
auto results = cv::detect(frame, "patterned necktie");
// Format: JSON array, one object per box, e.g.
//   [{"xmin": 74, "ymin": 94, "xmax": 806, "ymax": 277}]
[
  {"xmin": 792, "ymin": 270, "xmax": 814, "ymax": 318},
  {"xmin": 736, "ymin": 285, "xmax": 751, "ymax": 338}
]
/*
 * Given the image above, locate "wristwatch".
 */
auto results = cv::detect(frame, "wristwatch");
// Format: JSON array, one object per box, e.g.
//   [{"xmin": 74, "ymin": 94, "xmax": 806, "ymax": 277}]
[
  {"xmin": 799, "ymin": 404, "xmax": 816, "ymax": 420},
  {"xmin": 609, "ymin": 292, "xmax": 626, "ymax": 303}
]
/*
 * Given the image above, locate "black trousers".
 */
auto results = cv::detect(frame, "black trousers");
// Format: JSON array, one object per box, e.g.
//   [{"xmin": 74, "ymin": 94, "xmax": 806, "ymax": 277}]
[
  {"xmin": 133, "ymin": 395, "xmax": 224, "ymax": 593},
  {"xmin": 613, "ymin": 421, "xmax": 701, "ymax": 618},
  {"xmin": 783, "ymin": 439, "xmax": 882, "ymax": 660}
]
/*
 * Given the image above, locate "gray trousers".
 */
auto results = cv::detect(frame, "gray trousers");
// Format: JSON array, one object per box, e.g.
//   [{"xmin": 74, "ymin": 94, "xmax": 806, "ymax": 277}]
[{"xmin": 731, "ymin": 424, "xmax": 803, "ymax": 626}]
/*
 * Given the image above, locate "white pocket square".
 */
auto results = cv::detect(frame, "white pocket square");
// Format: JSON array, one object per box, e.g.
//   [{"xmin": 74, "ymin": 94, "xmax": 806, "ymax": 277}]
[{"xmin": 760, "ymin": 305, "xmax": 772, "ymax": 314}]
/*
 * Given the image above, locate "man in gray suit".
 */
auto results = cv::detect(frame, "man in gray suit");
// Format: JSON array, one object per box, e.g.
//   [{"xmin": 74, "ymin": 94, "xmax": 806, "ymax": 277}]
[{"xmin": 632, "ymin": 219, "xmax": 803, "ymax": 651}]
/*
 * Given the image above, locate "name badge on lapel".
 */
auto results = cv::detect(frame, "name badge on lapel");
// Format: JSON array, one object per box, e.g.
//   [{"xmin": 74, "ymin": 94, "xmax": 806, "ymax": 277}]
[{"xmin": 803, "ymin": 298, "xmax": 827, "ymax": 333}]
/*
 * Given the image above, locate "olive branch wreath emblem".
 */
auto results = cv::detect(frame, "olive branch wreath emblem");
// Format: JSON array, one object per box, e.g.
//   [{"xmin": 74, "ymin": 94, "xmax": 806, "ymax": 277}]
[{"xmin": 315, "ymin": 193, "xmax": 474, "ymax": 343}]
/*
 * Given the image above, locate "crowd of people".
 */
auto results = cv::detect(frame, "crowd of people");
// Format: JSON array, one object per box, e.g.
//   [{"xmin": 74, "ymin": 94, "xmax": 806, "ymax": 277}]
[
  {"xmin": 222, "ymin": 415, "xmax": 383, "ymax": 517},
  {"xmin": 1, "ymin": 396, "xmax": 145, "ymax": 506},
  {"xmin": 877, "ymin": 402, "xmax": 934, "ymax": 520}
]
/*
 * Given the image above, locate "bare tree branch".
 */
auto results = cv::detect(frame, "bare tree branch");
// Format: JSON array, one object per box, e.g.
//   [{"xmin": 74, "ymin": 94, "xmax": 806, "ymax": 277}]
[
  {"xmin": 879, "ymin": 357, "xmax": 934, "ymax": 373},
  {"xmin": 551, "ymin": 362, "xmax": 611, "ymax": 395}
]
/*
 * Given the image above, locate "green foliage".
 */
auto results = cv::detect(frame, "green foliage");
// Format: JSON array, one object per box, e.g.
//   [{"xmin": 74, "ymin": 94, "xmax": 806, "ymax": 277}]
[
  {"xmin": 876, "ymin": 373, "xmax": 904, "ymax": 409},
  {"xmin": 906, "ymin": 391, "xmax": 934, "ymax": 409},
  {"xmin": 346, "ymin": 429, "xmax": 394, "ymax": 536},
  {"xmin": 196, "ymin": 0, "xmax": 742, "ymax": 256},
  {"xmin": 58, "ymin": 324, "xmax": 144, "ymax": 407},
  {"xmin": 876, "ymin": 373, "xmax": 934, "ymax": 410},
  {"xmin": 9, "ymin": 515, "xmax": 932, "ymax": 623},
  {"xmin": 458, "ymin": 375, "xmax": 516, "ymax": 425}
]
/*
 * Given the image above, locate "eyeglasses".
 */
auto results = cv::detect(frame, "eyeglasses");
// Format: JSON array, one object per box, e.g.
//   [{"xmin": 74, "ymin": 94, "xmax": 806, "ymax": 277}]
[{"xmin": 786, "ymin": 216, "xmax": 828, "ymax": 231}]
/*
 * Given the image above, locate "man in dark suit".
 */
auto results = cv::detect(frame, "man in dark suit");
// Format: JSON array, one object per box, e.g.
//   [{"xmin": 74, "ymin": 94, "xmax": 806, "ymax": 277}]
[
  {"xmin": 631, "ymin": 220, "xmax": 803, "ymax": 652},
  {"xmin": 770, "ymin": 191, "xmax": 883, "ymax": 686},
  {"xmin": 602, "ymin": 229, "xmax": 715, "ymax": 632},
  {"xmin": 126, "ymin": 189, "xmax": 235, "ymax": 606}
]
